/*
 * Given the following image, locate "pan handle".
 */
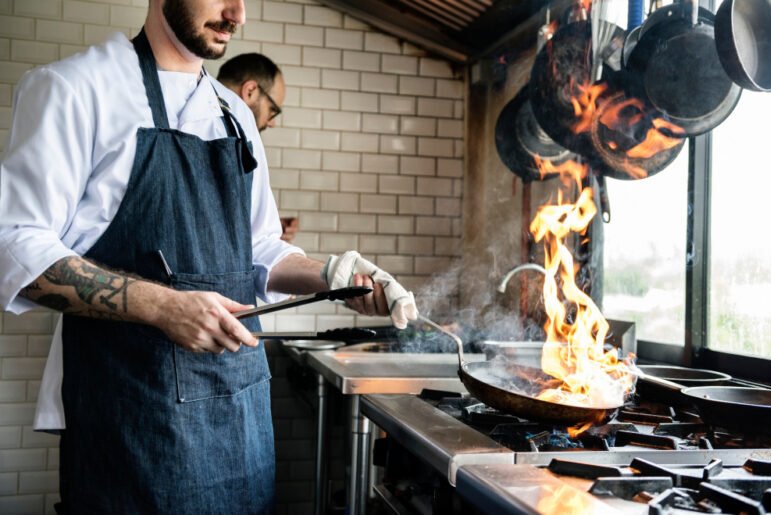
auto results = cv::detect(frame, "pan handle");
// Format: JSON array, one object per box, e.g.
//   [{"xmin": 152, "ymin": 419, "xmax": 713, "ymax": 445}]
[
  {"xmin": 687, "ymin": 0, "xmax": 698, "ymax": 26},
  {"xmin": 632, "ymin": 369, "xmax": 685, "ymax": 391},
  {"xmin": 596, "ymin": 173, "xmax": 611, "ymax": 223},
  {"xmin": 418, "ymin": 315, "xmax": 466, "ymax": 369}
]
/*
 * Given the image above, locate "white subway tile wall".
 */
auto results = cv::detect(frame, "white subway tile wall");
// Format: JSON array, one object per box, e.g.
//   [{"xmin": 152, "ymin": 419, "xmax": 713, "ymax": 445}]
[{"xmin": 0, "ymin": 1, "xmax": 466, "ymax": 513}]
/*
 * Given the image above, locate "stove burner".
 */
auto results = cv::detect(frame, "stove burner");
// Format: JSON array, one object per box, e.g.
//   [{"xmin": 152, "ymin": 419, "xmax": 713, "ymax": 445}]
[
  {"xmin": 428, "ymin": 392, "xmax": 771, "ymax": 458},
  {"xmin": 461, "ymin": 402, "xmax": 526, "ymax": 427},
  {"xmin": 549, "ymin": 456, "xmax": 771, "ymax": 514}
]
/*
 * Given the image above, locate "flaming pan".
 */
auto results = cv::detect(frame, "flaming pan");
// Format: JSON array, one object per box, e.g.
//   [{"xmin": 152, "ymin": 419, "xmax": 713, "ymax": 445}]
[
  {"xmin": 460, "ymin": 359, "xmax": 620, "ymax": 425},
  {"xmin": 420, "ymin": 317, "xmax": 621, "ymax": 425}
]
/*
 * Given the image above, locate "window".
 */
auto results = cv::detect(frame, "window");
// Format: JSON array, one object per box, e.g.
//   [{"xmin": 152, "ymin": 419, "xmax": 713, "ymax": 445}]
[
  {"xmin": 602, "ymin": 150, "xmax": 688, "ymax": 345},
  {"xmin": 709, "ymin": 90, "xmax": 771, "ymax": 358}
]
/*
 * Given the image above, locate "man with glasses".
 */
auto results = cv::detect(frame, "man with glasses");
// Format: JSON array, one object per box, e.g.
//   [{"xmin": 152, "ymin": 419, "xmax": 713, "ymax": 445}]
[
  {"xmin": 218, "ymin": 53, "xmax": 298, "ymax": 242},
  {"xmin": 218, "ymin": 53, "xmax": 284, "ymax": 132}
]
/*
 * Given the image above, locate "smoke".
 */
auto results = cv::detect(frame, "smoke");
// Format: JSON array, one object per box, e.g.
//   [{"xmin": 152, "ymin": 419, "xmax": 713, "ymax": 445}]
[{"xmin": 407, "ymin": 246, "xmax": 548, "ymax": 353}]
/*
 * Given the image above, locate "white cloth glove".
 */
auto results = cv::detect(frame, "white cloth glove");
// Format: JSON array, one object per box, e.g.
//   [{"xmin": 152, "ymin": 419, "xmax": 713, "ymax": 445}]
[{"xmin": 323, "ymin": 251, "xmax": 418, "ymax": 329}]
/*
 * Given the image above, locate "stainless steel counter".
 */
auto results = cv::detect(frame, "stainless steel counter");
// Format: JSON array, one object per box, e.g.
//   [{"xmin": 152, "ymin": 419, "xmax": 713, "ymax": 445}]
[
  {"xmin": 361, "ymin": 394, "xmax": 514, "ymax": 485},
  {"xmin": 455, "ymin": 464, "xmax": 637, "ymax": 515},
  {"xmin": 305, "ymin": 349, "xmax": 486, "ymax": 515},
  {"xmin": 306, "ymin": 350, "xmax": 485, "ymax": 394}
]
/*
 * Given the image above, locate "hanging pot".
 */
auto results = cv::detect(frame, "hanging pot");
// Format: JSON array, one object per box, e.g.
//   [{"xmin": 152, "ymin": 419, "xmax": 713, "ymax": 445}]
[
  {"xmin": 625, "ymin": 0, "xmax": 743, "ymax": 136},
  {"xmin": 589, "ymin": 88, "xmax": 686, "ymax": 180},
  {"xmin": 530, "ymin": 20, "xmax": 627, "ymax": 156},
  {"xmin": 621, "ymin": 25, "xmax": 642, "ymax": 69},
  {"xmin": 715, "ymin": 0, "xmax": 771, "ymax": 92},
  {"xmin": 495, "ymin": 85, "xmax": 575, "ymax": 182}
]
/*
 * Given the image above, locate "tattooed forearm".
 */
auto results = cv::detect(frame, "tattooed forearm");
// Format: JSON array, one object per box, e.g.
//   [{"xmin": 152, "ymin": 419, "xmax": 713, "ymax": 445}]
[
  {"xmin": 20, "ymin": 256, "xmax": 137, "ymax": 317},
  {"xmin": 35, "ymin": 293, "xmax": 72, "ymax": 312}
]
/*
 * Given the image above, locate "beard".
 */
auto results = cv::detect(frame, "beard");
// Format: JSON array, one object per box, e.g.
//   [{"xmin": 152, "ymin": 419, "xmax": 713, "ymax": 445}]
[{"xmin": 162, "ymin": 0, "xmax": 236, "ymax": 59}]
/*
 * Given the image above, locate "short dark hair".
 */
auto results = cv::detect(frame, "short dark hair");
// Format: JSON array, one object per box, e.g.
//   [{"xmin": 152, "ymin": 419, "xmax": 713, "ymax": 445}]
[{"xmin": 217, "ymin": 53, "xmax": 281, "ymax": 91}]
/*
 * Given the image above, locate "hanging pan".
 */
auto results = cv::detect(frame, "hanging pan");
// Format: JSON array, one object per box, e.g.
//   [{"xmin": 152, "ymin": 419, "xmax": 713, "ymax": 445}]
[
  {"xmin": 589, "ymin": 88, "xmax": 686, "ymax": 180},
  {"xmin": 625, "ymin": 0, "xmax": 743, "ymax": 136},
  {"xmin": 530, "ymin": 19, "xmax": 625, "ymax": 156},
  {"xmin": 715, "ymin": 0, "xmax": 771, "ymax": 91},
  {"xmin": 530, "ymin": 20, "xmax": 677, "ymax": 181},
  {"xmin": 495, "ymin": 85, "xmax": 575, "ymax": 182}
]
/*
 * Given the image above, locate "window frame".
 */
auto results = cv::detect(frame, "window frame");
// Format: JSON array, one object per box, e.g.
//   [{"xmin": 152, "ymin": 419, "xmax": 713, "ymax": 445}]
[{"xmin": 633, "ymin": 130, "xmax": 771, "ymax": 382}]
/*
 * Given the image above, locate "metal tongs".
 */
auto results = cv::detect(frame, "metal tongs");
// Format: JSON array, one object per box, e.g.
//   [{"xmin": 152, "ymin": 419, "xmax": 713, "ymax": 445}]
[
  {"xmin": 234, "ymin": 286, "xmax": 380, "ymax": 341},
  {"xmin": 234, "ymin": 286, "xmax": 372, "ymax": 319}
]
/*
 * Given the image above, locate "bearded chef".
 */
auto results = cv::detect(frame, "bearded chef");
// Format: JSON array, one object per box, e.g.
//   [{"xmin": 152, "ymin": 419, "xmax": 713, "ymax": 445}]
[{"xmin": 0, "ymin": 0, "xmax": 417, "ymax": 512}]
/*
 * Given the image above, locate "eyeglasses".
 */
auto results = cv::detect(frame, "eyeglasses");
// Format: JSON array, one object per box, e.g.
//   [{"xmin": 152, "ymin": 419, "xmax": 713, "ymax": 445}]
[{"xmin": 257, "ymin": 84, "xmax": 282, "ymax": 121}]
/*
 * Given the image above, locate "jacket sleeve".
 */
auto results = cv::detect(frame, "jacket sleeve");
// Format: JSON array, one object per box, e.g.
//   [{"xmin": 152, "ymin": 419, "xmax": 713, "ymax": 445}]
[
  {"xmin": 238, "ymin": 108, "xmax": 306, "ymax": 304},
  {"xmin": 0, "ymin": 68, "xmax": 90, "ymax": 313}
]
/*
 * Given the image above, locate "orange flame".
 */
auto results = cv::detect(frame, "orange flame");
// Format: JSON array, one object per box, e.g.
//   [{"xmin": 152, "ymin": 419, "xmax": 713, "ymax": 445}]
[
  {"xmin": 597, "ymin": 97, "xmax": 684, "ymax": 160},
  {"xmin": 536, "ymin": 484, "xmax": 596, "ymax": 514},
  {"xmin": 571, "ymin": 82, "xmax": 607, "ymax": 134},
  {"xmin": 528, "ymin": 159, "xmax": 635, "ymax": 424}
]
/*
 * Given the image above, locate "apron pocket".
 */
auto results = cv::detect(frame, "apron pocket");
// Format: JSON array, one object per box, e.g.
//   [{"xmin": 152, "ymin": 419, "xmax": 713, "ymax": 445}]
[{"xmin": 170, "ymin": 268, "xmax": 271, "ymax": 402}]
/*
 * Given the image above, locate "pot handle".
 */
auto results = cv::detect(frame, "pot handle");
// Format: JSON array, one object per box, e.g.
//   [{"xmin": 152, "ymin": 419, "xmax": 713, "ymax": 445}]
[
  {"xmin": 687, "ymin": 0, "xmax": 699, "ymax": 26},
  {"xmin": 597, "ymin": 173, "xmax": 611, "ymax": 223}
]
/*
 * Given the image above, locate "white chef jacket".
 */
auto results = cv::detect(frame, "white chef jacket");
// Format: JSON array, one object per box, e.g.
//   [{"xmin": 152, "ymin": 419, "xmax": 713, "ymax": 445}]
[{"xmin": 0, "ymin": 32, "xmax": 303, "ymax": 430}]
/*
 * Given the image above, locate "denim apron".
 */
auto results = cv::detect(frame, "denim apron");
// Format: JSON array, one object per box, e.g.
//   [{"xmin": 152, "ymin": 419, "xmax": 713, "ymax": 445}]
[{"xmin": 59, "ymin": 29, "xmax": 274, "ymax": 514}]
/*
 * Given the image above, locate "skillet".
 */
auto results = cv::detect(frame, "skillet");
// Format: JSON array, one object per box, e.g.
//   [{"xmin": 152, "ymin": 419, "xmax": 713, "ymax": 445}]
[
  {"xmin": 681, "ymin": 386, "xmax": 771, "ymax": 435},
  {"xmin": 421, "ymin": 317, "xmax": 623, "ymax": 425}
]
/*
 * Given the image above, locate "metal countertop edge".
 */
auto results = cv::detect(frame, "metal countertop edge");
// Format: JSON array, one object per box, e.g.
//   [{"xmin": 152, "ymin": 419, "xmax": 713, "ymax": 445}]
[
  {"xmin": 361, "ymin": 394, "xmax": 514, "ymax": 485},
  {"xmin": 305, "ymin": 350, "xmax": 483, "ymax": 394},
  {"xmin": 455, "ymin": 465, "xmax": 541, "ymax": 515}
]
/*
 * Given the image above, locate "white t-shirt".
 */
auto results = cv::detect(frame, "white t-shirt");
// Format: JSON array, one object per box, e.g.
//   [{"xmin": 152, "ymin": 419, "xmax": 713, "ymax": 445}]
[{"xmin": 0, "ymin": 32, "xmax": 303, "ymax": 430}]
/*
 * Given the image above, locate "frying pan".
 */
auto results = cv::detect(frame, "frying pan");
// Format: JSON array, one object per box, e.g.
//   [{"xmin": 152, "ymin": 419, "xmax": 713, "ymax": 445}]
[
  {"xmin": 421, "ymin": 317, "xmax": 622, "ymax": 425},
  {"xmin": 635, "ymin": 365, "xmax": 732, "ymax": 406},
  {"xmin": 529, "ymin": 20, "xmax": 679, "ymax": 181},
  {"xmin": 495, "ymin": 85, "xmax": 575, "ymax": 182},
  {"xmin": 625, "ymin": 0, "xmax": 743, "ymax": 136},
  {"xmin": 638, "ymin": 365, "xmax": 732, "ymax": 386},
  {"xmin": 530, "ymin": 20, "xmax": 626, "ymax": 157},
  {"xmin": 588, "ymin": 89, "xmax": 686, "ymax": 180},
  {"xmin": 681, "ymin": 386, "xmax": 771, "ymax": 435},
  {"xmin": 460, "ymin": 358, "xmax": 620, "ymax": 424},
  {"xmin": 715, "ymin": 0, "xmax": 771, "ymax": 91}
]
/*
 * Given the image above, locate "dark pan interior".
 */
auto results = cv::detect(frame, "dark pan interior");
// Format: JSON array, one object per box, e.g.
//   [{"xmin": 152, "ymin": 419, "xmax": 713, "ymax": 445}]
[
  {"xmin": 638, "ymin": 365, "xmax": 731, "ymax": 385},
  {"xmin": 460, "ymin": 360, "xmax": 620, "ymax": 425}
]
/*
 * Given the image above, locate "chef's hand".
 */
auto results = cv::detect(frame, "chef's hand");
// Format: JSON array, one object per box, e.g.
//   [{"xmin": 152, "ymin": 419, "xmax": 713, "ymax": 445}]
[
  {"xmin": 323, "ymin": 251, "xmax": 418, "ymax": 329},
  {"xmin": 155, "ymin": 290, "xmax": 259, "ymax": 354}
]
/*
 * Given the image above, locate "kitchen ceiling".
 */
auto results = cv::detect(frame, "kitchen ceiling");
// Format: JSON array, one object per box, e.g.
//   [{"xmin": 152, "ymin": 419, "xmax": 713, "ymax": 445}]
[{"xmin": 316, "ymin": 0, "xmax": 557, "ymax": 64}]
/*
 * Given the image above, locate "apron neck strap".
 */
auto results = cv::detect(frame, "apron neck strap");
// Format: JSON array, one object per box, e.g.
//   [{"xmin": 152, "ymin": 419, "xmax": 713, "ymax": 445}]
[
  {"xmin": 213, "ymin": 91, "xmax": 244, "ymax": 140},
  {"xmin": 132, "ymin": 28, "xmax": 170, "ymax": 130}
]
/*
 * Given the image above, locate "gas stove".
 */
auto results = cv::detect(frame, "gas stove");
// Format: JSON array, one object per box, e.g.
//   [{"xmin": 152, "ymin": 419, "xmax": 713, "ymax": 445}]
[
  {"xmin": 362, "ymin": 389, "xmax": 771, "ymax": 514},
  {"xmin": 432, "ymin": 392, "xmax": 771, "ymax": 465}
]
